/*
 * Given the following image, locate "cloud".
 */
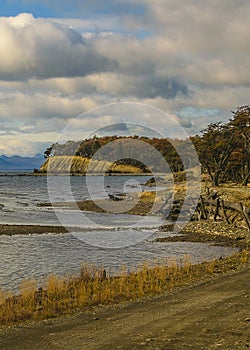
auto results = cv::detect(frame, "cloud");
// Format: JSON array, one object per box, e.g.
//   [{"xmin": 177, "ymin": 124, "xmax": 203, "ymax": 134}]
[
  {"xmin": 125, "ymin": 0, "xmax": 250, "ymax": 44},
  {"xmin": 0, "ymin": 136, "xmax": 48, "ymax": 156},
  {"xmin": 0, "ymin": 91, "xmax": 101, "ymax": 131},
  {"xmin": 0, "ymin": 2, "xmax": 250, "ymax": 155},
  {"xmin": 48, "ymin": 17, "xmax": 121, "ymax": 34},
  {"xmin": 0, "ymin": 13, "xmax": 116, "ymax": 81}
]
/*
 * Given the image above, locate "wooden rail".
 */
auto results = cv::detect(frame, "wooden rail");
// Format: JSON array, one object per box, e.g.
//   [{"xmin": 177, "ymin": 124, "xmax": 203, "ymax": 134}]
[
  {"xmin": 195, "ymin": 194, "xmax": 250, "ymax": 231},
  {"xmin": 158, "ymin": 191, "xmax": 250, "ymax": 231}
]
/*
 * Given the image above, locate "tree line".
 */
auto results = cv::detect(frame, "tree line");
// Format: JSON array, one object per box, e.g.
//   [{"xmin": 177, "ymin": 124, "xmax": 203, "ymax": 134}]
[
  {"xmin": 44, "ymin": 135, "xmax": 186, "ymax": 173},
  {"xmin": 191, "ymin": 105, "xmax": 250, "ymax": 186},
  {"xmin": 43, "ymin": 105, "xmax": 250, "ymax": 186}
]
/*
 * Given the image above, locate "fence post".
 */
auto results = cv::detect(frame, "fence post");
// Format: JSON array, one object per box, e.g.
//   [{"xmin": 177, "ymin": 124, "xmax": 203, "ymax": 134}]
[
  {"xmin": 214, "ymin": 198, "xmax": 220, "ymax": 221},
  {"xmin": 239, "ymin": 202, "xmax": 250, "ymax": 231},
  {"xmin": 221, "ymin": 199, "xmax": 230, "ymax": 225},
  {"xmin": 200, "ymin": 195, "xmax": 207, "ymax": 220}
]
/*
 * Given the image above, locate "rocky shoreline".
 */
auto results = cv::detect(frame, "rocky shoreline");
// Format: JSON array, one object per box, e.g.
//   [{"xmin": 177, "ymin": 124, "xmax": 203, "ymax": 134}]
[
  {"xmin": 157, "ymin": 221, "xmax": 250, "ymax": 248},
  {"xmin": 0, "ymin": 220, "xmax": 249, "ymax": 250}
]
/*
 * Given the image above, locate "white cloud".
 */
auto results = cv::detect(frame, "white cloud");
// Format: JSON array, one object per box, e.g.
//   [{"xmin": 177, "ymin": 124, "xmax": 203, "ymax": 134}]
[
  {"xmin": 0, "ymin": 91, "xmax": 100, "ymax": 130},
  {"xmin": 48, "ymin": 16, "xmax": 121, "ymax": 34},
  {"xmin": 124, "ymin": 0, "xmax": 250, "ymax": 48},
  {"xmin": 0, "ymin": 13, "xmax": 116, "ymax": 81},
  {"xmin": 0, "ymin": 3, "xmax": 250, "ymax": 155},
  {"xmin": 0, "ymin": 136, "xmax": 47, "ymax": 156}
]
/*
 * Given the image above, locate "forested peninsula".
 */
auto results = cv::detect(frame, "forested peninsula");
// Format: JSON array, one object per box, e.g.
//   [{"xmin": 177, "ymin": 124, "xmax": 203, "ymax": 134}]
[{"xmin": 38, "ymin": 106, "xmax": 250, "ymax": 187}]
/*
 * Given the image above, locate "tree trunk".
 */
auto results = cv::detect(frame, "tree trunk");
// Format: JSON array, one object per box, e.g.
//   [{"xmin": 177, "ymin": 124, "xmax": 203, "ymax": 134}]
[
  {"xmin": 213, "ymin": 170, "xmax": 220, "ymax": 186},
  {"xmin": 242, "ymin": 170, "xmax": 250, "ymax": 186}
]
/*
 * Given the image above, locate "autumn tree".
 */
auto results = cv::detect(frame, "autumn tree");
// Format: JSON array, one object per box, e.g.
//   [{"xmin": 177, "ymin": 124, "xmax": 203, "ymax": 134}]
[
  {"xmin": 228, "ymin": 105, "xmax": 250, "ymax": 185},
  {"xmin": 192, "ymin": 122, "xmax": 236, "ymax": 186}
]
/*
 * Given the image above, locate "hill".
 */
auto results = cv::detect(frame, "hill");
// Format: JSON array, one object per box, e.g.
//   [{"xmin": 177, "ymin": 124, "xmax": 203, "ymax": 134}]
[{"xmin": 0, "ymin": 154, "xmax": 44, "ymax": 171}]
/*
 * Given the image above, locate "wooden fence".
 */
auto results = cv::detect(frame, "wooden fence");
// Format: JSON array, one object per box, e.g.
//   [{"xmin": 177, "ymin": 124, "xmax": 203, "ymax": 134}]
[
  {"xmin": 158, "ymin": 191, "xmax": 250, "ymax": 231},
  {"xmin": 195, "ymin": 193, "xmax": 250, "ymax": 231}
]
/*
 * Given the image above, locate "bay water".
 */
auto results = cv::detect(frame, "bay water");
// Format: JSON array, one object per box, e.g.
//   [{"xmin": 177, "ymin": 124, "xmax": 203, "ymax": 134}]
[{"xmin": 0, "ymin": 173, "xmax": 236, "ymax": 292}]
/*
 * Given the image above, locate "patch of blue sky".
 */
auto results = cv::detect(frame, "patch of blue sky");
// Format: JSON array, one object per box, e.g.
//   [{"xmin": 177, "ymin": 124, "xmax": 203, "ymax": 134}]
[
  {"xmin": 176, "ymin": 107, "xmax": 220, "ymax": 119},
  {"xmin": 51, "ymin": 1, "xmax": 146, "ymax": 17},
  {"xmin": 0, "ymin": 1, "xmax": 57, "ymax": 18},
  {"xmin": 0, "ymin": 1, "xmax": 149, "ymax": 38},
  {"xmin": 0, "ymin": 0, "xmax": 146, "ymax": 19}
]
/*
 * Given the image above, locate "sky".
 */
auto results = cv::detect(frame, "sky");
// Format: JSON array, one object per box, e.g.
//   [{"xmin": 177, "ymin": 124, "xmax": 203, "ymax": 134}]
[{"xmin": 0, "ymin": 0, "xmax": 249, "ymax": 156}]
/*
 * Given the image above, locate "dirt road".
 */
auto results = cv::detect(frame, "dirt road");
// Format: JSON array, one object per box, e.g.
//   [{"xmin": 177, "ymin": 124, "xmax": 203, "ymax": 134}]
[{"xmin": 1, "ymin": 268, "xmax": 249, "ymax": 350}]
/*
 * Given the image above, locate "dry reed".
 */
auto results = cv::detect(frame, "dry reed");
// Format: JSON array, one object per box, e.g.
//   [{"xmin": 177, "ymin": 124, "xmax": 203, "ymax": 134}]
[{"xmin": 0, "ymin": 250, "xmax": 249, "ymax": 325}]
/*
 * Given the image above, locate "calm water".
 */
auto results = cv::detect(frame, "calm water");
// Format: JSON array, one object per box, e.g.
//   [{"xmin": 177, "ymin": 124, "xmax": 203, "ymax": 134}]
[{"xmin": 0, "ymin": 173, "xmax": 237, "ymax": 292}]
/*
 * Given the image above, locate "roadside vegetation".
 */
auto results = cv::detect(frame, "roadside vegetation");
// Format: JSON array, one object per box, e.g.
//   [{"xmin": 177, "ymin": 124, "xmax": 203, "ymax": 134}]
[{"xmin": 0, "ymin": 250, "xmax": 249, "ymax": 326}]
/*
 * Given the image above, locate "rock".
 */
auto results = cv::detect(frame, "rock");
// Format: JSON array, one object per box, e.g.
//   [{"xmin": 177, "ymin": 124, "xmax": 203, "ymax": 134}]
[
  {"xmin": 108, "ymin": 194, "xmax": 124, "ymax": 201},
  {"xmin": 144, "ymin": 176, "xmax": 165, "ymax": 187}
]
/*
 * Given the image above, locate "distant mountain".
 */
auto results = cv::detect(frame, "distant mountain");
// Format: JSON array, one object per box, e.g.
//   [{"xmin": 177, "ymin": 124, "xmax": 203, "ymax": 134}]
[{"xmin": 0, "ymin": 154, "xmax": 44, "ymax": 170}]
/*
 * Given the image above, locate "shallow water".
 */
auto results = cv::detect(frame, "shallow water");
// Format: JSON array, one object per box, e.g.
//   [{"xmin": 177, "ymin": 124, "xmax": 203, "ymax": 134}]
[
  {"xmin": 0, "ymin": 231, "xmax": 236, "ymax": 292},
  {"xmin": 0, "ymin": 174, "xmax": 237, "ymax": 292}
]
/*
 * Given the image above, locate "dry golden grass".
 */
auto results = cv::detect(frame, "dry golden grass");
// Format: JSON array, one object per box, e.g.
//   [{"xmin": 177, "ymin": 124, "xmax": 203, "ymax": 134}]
[
  {"xmin": 0, "ymin": 250, "xmax": 249, "ymax": 325},
  {"xmin": 40, "ymin": 156, "xmax": 144, "ymax": 174}
]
